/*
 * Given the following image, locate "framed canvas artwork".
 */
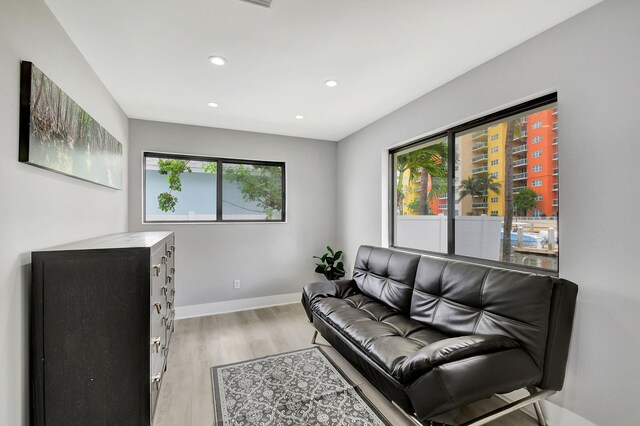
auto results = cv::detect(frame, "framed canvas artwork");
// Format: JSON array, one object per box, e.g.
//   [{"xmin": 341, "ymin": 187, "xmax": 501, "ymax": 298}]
[{"xmin": 19, "ymin": 61, "xmax": 123, "ymax": 189}]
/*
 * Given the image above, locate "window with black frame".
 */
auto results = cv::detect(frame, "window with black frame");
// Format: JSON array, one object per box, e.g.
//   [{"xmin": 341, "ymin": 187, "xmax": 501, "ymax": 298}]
[
  {"xmin": 144, "ymin": 152, "xmax": 285, "ymax": 223},
  {"xmin": 391, "ymin": 94, "xmax": 558, "ymax": 272}
]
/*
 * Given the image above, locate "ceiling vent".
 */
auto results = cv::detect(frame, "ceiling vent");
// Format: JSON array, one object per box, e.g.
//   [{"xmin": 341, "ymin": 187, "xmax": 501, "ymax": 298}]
[{"xmin": 238, "ymin": 0, "xmax": 273, "ymax": 8}]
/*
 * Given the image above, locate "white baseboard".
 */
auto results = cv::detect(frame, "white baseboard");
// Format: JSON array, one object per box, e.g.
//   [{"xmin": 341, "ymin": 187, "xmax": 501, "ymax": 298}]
[
  {"xmin": 498, "ymin": 391, "xmax": 596, "ymax": 426},
  {"xmin": 539, "ymin": 400, "xmax": 597, "ymax": 426},
  {"xmin": 175, "ymin": 292, "xmax": 301, "ymax": 319}
]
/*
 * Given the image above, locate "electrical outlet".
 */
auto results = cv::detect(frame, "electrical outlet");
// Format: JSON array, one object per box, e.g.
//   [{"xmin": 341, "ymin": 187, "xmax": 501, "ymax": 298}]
[{"xmin": 233, "ymin": 279, "xmax": 241, "ymax": 289}]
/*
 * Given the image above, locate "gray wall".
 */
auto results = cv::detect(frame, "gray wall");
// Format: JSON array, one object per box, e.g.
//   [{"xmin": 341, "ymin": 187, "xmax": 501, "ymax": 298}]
[
  {"xmin": 336, "ymin": 1, "xmax": 639, "ymax": 424},
  {"xmin": 128, "ymin": 119, "xmax": 336, "ymax": 307},
  {"xmin": 0, "ymin": 0, "xmax": 129, "ymax": 424}
]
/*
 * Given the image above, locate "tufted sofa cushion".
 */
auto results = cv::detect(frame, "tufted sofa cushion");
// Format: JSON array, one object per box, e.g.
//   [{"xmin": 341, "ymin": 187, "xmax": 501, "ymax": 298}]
[
  {"xmin": 352, "ymin": 246, "xmax": 420, "ymax": 313},
  {"xmin": 313, "ymin": 292, "xmax": 449, "ymax": 381},
  {"xmin": 410, "ymin": 256, "xmax": 554, "ymax": 369}
]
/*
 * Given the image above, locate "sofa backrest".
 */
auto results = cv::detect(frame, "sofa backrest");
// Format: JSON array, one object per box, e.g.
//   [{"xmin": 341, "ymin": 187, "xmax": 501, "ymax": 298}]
[
  {"xmin": 351, "ymin": 246, "xmax": 577, "ymax": 388},
  {"xmin": 352, "ymin": 246, "xmax": 420, "ymax": 313},
  {"xmin": 409, "ymin": 255, "xmax": 555, "ymax": 370}
]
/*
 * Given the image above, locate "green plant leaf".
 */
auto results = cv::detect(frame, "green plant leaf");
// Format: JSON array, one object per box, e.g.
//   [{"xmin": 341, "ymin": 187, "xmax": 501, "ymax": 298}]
[
  {"xmin": 156, "ymin": 159, "xmax": 193, "ymax": 211},
  {"xmin": 313, "ymin": 246, "xmax": 347, "ymax": 280},
  {"xmin": 157, "ymin": 192, "xmax": 178, "ymax": 212}
]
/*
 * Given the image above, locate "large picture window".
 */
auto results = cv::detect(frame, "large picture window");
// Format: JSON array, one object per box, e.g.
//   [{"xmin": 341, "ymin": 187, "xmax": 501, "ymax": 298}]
[
  {"xmin": 144, "ymin": 152, "xmax": 285, "ymax": 223},
  {"xmin": 391, "ymin": 94, "xmax": 558, "ymax": 272}
]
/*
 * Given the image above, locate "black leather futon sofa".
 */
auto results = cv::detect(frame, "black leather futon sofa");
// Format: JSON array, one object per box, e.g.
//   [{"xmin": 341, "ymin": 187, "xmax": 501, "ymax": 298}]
[{"xmin": 302, "ymin": 246, "xmax": 577, "ymax": 426}]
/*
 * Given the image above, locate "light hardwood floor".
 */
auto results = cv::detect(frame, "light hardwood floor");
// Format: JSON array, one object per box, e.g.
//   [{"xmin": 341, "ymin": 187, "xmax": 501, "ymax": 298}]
[{"xmin": 154, "ymin": 303, "xmax": 537, "ymax": 426}]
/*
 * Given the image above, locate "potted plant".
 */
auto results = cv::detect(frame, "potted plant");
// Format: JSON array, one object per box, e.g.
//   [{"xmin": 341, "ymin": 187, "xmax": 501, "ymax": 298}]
[{"xmin": 313, "ymin": 246, "xmax": 346, "ymax": 280}]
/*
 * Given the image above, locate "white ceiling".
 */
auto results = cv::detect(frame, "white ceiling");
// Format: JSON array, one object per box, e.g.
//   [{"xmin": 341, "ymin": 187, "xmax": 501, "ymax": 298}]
[{"xmin": 45, "ymin": 0, "xmax": 601, "ymax": 141}]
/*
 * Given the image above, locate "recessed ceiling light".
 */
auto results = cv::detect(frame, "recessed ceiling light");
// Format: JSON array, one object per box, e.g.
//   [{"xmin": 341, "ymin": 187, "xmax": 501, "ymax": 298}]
[
  {"xmin": 295, "ymin": 115, "xmax": 305, "ymax": 120},
  {"xmin": 208, "ymin": 102, "xmax": 219, "ymax": 108},
  {"xmin": 324, "ymin": 80, "xmax": 338, "ymax": 87},
  {"xmin": 208, "ymin": 56, "xmax": 227, "ymax": 66}
]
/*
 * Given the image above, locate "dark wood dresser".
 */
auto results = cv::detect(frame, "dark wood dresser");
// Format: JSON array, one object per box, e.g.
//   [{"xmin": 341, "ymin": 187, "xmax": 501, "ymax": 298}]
[{"xmin": 30, "ymin": 231, "xmax": 176, "ymax": 425}]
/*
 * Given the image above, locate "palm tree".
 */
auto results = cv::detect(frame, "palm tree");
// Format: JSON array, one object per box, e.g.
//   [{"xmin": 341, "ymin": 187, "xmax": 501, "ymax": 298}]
[
  {"xmin": 458, "ymin": 173, "xmax": 501, "ymax": 214},
  {"xmin": 414, "ymin": 143, "xmax": 448, "ymax": 214},
  {"xmin": 475, "ymin": 172, "xmax": 502, "ymax": 205},
  {"xmin": 395, "ymin": 154, "xmax": 415, "ymax": 214},
  {"xmin": 458, "ymin": 176, "xmax": 483, "ymax": 213},
  {"xmin": 396, "ymin": 141, "xmax": 448, "ymax": 215},
  {"xmin": 502, "ymin": 118, "xmax": 524, "ymax": 261}
]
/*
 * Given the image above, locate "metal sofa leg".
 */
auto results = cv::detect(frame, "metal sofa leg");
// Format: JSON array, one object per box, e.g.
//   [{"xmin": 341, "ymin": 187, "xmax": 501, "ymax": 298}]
[
  {"xmin": 526, "ymin": 386, "xmax": 549, "ymax": 426},
  {"xmin": 532, "ymin": 401, "xmax": 548, "ymax": 426},
  {"xmin": 311, "ymin": 330, "xmax": 318, "ymax": 344}
]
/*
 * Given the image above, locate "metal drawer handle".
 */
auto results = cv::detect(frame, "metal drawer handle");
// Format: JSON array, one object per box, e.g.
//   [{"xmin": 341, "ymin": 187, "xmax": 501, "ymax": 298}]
[
  {"xmin": 153, "ymin": 265, "xmax": 161, "ymax": 277},
  {"xmin": 171, "ymin": 245, "xmax": 175, "ymax": 253},
  {"xmin": 161, "ymin": 255, "xmax": 168, "ymax": 265},
  {"xmin": 167, "ymin": 300, "xmax": 173, "ymax": 309},
  {"xmin": 151, "ymin": 374, "xmax": 161, "ymax": 389},
  {"xmin": 151, "ymin": 337, "xmax": 161, "ymax": 353},
  {"xmin": 171, "ymin": 267, "xmax": 176, "ymax": 274},
  {"xmin": 161, "ymin": 286, "xmax": 168, "ymax": 296},
  {"xmin": 153, "ymin": 303, "xmax": 162, "ymax": 314},
  {"xmin": 166, "ymin": 276, "xmax": 172, "ymax": 284}
]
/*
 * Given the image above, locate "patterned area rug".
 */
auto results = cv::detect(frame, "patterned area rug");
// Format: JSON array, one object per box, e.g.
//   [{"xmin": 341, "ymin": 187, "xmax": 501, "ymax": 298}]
[{"xmin": 210, "ymin": 347, "xmax": 391, "ymax": 425}]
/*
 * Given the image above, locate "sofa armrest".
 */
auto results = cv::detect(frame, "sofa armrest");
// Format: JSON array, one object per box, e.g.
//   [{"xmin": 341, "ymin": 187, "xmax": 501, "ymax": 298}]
[
  {"xmin": 400, "ymin": 334, "xmax": 520, "ymax": 383},
  {"xmin": 406, "ymin": 347, "xmax": 541, "ymax": 421},
  {"xmin": 304, "ymin": 279, "xmax": 358, "ymax": 301},
  {"xmin": 301, "ymin": 279, "xmax": 358, "ymax": 322}
]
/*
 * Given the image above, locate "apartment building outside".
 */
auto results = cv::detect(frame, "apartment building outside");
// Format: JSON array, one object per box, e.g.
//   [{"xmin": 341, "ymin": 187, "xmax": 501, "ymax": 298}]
[
  {"xmin": 398, "ymin": 105, "xmax": 557, "ymax": 219},
  {"xmin": 463, "ymin": 111, "xmax": 556, "ymax": 217}
]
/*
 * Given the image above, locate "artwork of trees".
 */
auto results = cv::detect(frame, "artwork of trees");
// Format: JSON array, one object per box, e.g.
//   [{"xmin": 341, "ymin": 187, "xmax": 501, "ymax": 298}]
[{"xmin": 20, "ymin": 62, "xmax": 123, "ymax": 189}]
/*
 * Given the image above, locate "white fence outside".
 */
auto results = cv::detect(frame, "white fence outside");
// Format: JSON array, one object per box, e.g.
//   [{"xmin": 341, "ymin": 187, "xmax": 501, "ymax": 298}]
[
  {"xmin": 396, "ymin": 215, "xmax": 448, "ymax": 254},
  {"xmin": 396, "ymin": 215, "xmax": 503, "ymax": 260},
  {"xmin": 455, "ymin": 215, "xmax": 503, "ymax": 260}
]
